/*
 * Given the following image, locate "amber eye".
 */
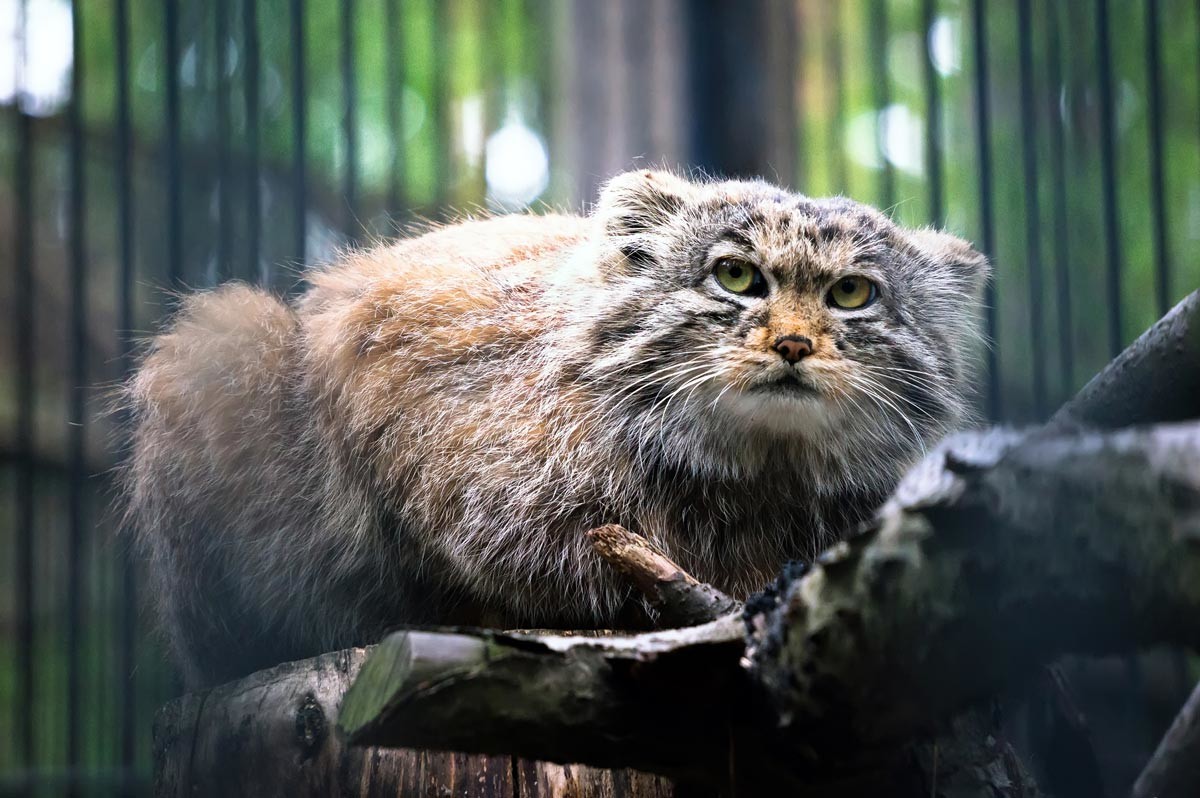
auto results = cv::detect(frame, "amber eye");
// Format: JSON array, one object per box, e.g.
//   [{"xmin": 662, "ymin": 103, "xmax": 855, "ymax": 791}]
[
  {"xmin": 828, "ymin": 276, "xmax": 877, "ymax": 309},
  {"xmin": 714, "ymin": 259, "xmax": 764, "ymax": 295}
]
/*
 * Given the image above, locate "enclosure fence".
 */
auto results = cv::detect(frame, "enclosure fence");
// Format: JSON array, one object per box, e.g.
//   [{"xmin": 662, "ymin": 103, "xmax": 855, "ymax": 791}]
[{"xmin": 3, "ymin": 0, "xmax": 1200, "ymax": 794}]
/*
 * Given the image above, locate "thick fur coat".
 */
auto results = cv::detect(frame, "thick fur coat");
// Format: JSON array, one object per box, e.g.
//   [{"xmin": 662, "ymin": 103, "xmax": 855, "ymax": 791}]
[{"xmin": 122, "ymin": 171, "xmax": 988, "ymax": 687}]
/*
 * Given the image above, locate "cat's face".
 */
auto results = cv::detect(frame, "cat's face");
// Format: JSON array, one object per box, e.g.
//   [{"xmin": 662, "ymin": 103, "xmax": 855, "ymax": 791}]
[{"xmin": 585, "ymin": 170, "xmax": 988, "ymax": 455}]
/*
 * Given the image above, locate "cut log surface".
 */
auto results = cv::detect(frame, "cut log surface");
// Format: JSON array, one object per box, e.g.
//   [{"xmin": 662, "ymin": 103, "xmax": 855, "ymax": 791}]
[{"xmin": 153, "ymin": 646, "xmax": 677, "ymax": 797}]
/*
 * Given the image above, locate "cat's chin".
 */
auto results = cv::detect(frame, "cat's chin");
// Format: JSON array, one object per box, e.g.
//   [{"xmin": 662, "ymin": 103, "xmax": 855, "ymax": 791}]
[{"xmin": 716, "ymin": 381, "xmax": 837, "ymax": 437}]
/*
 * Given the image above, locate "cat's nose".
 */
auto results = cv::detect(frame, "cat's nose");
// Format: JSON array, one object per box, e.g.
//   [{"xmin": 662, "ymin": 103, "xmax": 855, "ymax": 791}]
[{"xmin": 773, "ymin": 334, "xmax": 813, "ymax": 363}]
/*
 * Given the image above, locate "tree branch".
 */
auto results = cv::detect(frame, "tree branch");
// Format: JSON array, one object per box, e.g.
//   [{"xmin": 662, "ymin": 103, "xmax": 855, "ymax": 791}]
[
  {"xmin": 747, "ymin": 423, "xmax": 1200, "ymax": 754},
  {"xmin": 339, "ymin": 616, "xmax": 749, "ymax": 783},
  {"xmin": 1051, "ymin": 288, "xmax": 1200, "ymax": 429},
  {"xmin": 1132, "ymin": 678, "xmax": 1200, "ymax": 798},
  {"xmin": 586, "ymin": 524, "xmax": 741, "ymax": 626}
]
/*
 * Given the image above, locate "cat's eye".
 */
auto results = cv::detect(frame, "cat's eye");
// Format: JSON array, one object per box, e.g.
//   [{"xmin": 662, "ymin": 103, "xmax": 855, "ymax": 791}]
[
  {"xmin": 828, "ymin": 276, "xmax": 877, "ymax": 309},
  {"xmin": 714, "ymin": 259, "xmax": 764, "ymax": 296}
]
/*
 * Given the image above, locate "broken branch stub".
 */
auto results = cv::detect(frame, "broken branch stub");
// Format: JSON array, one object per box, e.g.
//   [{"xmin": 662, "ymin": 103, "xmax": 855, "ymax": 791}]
[{"xmin": 586, "ymin": 523, "xmax": 741, "ymax": 626}]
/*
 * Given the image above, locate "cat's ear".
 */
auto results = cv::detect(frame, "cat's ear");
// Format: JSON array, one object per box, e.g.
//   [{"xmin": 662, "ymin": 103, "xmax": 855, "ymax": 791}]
[
  {"xmin": 595, "ymin": 170, "xmax": 694, "ymax": 269},
  {"xmin": 907, "ymin": 229, "xmax": 990, "ymax": 298}
]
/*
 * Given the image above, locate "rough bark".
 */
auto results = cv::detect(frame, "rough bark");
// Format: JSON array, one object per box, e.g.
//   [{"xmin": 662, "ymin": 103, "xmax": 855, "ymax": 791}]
[
  {"xmin": 748, "ymin": 424, "xmax": 1200, "ymax": 748},
  {"xmin": 1051, "ymin": 288, "xmax": 1200, "ymax": 429},
  {"xmin": 339, "ymin": 422, "xmax": 1200, "ymax": 789},
  {"xmin": 338, "ymin": 617, "xmax": 749, "ymax": 783}
]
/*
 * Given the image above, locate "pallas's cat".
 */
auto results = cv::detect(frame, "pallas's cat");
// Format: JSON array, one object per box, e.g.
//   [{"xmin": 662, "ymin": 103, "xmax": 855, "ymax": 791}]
[{"xmin": 122, "ymin": 171, "xmax": 988, "ymax": 687}]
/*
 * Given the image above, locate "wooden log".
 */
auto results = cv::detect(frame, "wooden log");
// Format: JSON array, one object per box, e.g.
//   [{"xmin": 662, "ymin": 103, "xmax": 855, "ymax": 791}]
[
  {"xmin": 339, "ymin": 617, "xmax": 748, "ymax": 783},
  {"xmin": 340, "ymin": 422, "xmax": 1200, "ymax": 790},
  {"xmin": 153, "ymin": 525, "xmax": 734, "ymax": 798},
  {"xmin": 153, "ymin": 646, "xmax": 678, "ymax": 797}
]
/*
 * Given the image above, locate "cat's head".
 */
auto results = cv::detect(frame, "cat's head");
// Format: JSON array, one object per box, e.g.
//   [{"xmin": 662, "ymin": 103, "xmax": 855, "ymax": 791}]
[{"xmin": 582, "ymin": 170, "xmax": 989, "ymax": 464}]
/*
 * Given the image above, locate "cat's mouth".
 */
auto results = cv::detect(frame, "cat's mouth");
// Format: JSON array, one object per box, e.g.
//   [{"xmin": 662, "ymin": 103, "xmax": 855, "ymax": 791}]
[{"xmin": 755, "ymin": 370, "xmax": 822, "ymax": 398}]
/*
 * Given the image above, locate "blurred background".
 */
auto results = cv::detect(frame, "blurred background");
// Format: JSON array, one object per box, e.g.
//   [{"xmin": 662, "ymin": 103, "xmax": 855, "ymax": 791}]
[{"xmin": 1, "ymin": 0, "xmax": 1199, "ymax": 795}]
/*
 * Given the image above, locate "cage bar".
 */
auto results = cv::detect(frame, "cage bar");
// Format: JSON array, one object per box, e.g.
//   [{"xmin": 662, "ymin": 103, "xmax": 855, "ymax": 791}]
[
  {"xmin": 215, "ymin": 0, "xmax": 233, "ymax": 284},
  {"xmin": 244, "ymin": 0, "xmax": 262, "ymax": 283},
  {"xmin": 1144, "ymin": 0, "xmax": 1170, "ymax": 316},
  {"xmin": 1095, "ymin": 0, "xmax": 1123, "ymax": 356},
  {"xmin": 13, "ymin": 0, "xmax": 36, "ymax": 775},
  {"xmin": 66, "ymin": 0, "xmax": 88, "ymax": 787},
  {"xmin": 1045, "ymin": 1, "xmax": 1075, "ymax": 399},
  {"xmin": 920, "ymin": 0, "xmax": 943, "ymax": 225},
  {"xmin": 164, "ymin": 0, "xmax": 183, "ymax": 286},
  {"xmin": 290, "ymin": 0, "xmax": 306, "ymax": 271},
  {"xmin": 341, "ymin": 0, "xmax": 359, "ymax": 240},
  {"xmin": 1016, "ymin": 0, "xmax": 1046, "ymax": 417},
  {"xmin": 970, "ymin": 0, "xmax": 1000, "ymax": 419},
  {"xmin": 868, "ymin": 0, "xmax": 895, "ymax": 210},
  {"xmin": 384, "ymin": 0, "xmax": 403, "ymax": 219}
]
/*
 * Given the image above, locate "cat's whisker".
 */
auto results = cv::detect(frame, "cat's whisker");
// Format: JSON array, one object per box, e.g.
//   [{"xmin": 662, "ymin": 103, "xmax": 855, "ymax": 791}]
[
  {"xmin": 648, "ymin": 366, "xmax": 725, "ymax": 439},
  {"xmin": 838, "ymin": 371, "xmax": 930, "ymax": 454}
]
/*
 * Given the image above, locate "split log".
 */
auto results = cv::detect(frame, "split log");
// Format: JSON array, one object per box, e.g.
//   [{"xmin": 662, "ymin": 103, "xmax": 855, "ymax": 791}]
[{"xmin": 341, "ymin": 421, "xmax": 1200, "ymax": 790}]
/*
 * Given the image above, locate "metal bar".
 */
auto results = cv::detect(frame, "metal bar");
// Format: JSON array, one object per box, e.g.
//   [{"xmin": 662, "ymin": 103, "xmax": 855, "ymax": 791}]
[
  {"xmin": 1144, "ymin": 0, "xmax": 1170, "ymax": 316},
  {"xmin": 13, "ymin": 0, "xmax": 36, "ymax": 781},
  {"xmin": 244, "ymin": 0, "xmax": 262, "ymax": 283},
  {"xmin": 789, "ymin": 1, "xmax": 804, "ymax": 189},
  {"xmin": 623, "ymin": 0, "xmax": 654, "ymax": 164},
  {"xmin": 215, "ymin": 0, "xmax": 233, "ymax": 284},
  {"xmin": 66, "ymin": 1, "xmax": 88, "ymax": 791},
  {"xmin": 290, "ymin": 0, "xmax": 306, "ymax": 272},
  {"xmin": 868, "ymin": 0, "xmax": 895, "ymax": 210},
  {"xmin": 431, "ymin": 0, "xmax": 452, "ymax": 207},
  {"xmin": 340, "ymin": 0, "xmax": 358, "ymax": 240},
  {"xmin": 479, "ymin": 0, "xmax": 502, "ymax": 204},
  {"xmin": 384, "ymin": 0, "xmax": 403, "ymax": 219},
  {"xmin": 1045, "ymin": 1, "xmax": 1074, "ymax": 399},
  {"xmin": 827, "ymin": 0, "xmax": 848, "ymax": 193},
  {"xmin": 114, "ymin": 0, "xmax": 136, "ymax": 783},
  {"xmin": 119, "ymin": 547, "xmax": 138, "ymax": 784},
  {"xmin": 1095, "ymin": 0, "xmax": 1122, "ymax": 356},
  {"xmin": 525, "ymin": 0, "xmax": 551, "ymax": 155},
  {"xmin": 971, "ymin": 0, "xmax": 1000, "ymax": 419},
  {"xmin": 920, "ymin": 0, "xmax": 943, "ymax": 224},
  {"xmin": 1016, "ymin": 0, "xmax": 1045, "ymax": 417},
  {"xmin": 116, "ymin": 0, "xmax": 134, "ymax": 378},
  {"xmin": 164, "ymin": 0, "xmax": 183, "ymax": 287}
]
